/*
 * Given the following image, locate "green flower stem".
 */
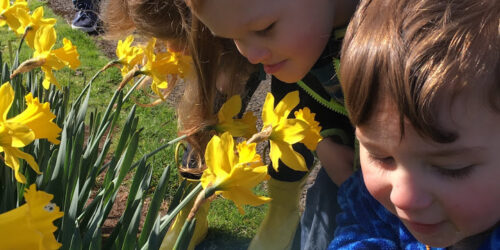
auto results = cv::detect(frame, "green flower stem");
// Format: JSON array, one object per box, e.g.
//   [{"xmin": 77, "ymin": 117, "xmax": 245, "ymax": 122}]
[
  {"xmin": 122, "ymin": 75, "xmax": 147, "ymax": 103},
  {"xmin": 187, "ymin": 185, "xmax": 216, "ymax": 221},
  {"xmin": 160, "ymin": 183, "xmax": 202, "ymax": 228}
]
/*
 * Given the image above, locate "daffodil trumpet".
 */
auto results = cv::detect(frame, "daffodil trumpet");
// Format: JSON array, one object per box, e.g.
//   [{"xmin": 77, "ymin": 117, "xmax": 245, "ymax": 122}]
[
  {"xmin": 260, "ymin": 91, "xmax": 323, "ymax": 172},
  {"xmin": 190, "ymin": 132, "xmax": 270, "ymax": 219},
  {"xmin": 0, "ymin": 184, "xmax": 63, "ymax": 249},
  {"xmin": 0, "ymin": 82, "xmax": 61, "ymax": 183}
]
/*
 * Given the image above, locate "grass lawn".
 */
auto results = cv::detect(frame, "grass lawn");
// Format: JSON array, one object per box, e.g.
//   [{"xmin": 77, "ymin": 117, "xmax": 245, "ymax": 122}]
[{"xmin": 0, "ymin": 0, "xmax": 267, "ymax": 247}]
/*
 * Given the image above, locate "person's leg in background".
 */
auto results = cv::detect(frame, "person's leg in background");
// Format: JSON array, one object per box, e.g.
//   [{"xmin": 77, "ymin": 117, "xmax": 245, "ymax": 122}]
[
  {"xmin": 295, "ymin": 167, "xmax": 341, "ymax": 250},
  {"xmin": 71, "ymin": 0, "xmax": 100, "ymax": 33}
]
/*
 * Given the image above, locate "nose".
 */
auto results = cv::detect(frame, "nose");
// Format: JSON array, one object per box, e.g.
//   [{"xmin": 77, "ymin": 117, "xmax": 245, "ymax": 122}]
[
  {"xmin": 389, "ymin": 168, "xmax": 433, "ymax": 211},
  {"xmin": 234, "ymin": 39, "xmax": 271, "ymax": 64}
]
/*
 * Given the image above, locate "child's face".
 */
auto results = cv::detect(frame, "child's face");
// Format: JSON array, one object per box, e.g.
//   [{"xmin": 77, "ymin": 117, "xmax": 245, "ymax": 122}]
[
  {"xmin": 191, "ymin": 0, "xmax": 337, "ymax": 83},
  {"xmin": 356, "ymin": 91, "xmax": 500, "ymax": 247}
]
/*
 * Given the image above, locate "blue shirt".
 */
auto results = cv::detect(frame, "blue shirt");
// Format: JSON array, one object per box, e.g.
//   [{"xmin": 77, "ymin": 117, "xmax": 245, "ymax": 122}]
[{"xmin": 329, "ymin": 171, "xmax": 500, "ymax": 250}]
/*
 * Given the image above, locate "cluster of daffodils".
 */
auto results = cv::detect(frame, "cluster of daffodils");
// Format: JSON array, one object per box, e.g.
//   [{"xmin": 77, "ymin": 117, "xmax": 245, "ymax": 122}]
[
  {"xmin": 4, "ymin": 3, "xmax": 81, "ymax": 89},
  {"xmin": 190, "ymin": 91, "xmax": 322, "ymax": 217},
  {"xmin": 1, "ymin": 3, "xmax": 69, "ymax": 248},
  {"xmin": 0, "ymin": 82, "xmax": 63, "ymax": 249},
  {"xmin": 114, "ymin": 35, "xmax": 192, "ymax": 101}
]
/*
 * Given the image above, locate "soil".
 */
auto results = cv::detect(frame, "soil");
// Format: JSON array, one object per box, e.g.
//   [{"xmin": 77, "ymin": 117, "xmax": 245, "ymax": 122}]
[{"xmin": 46, "ymin": 0, "xmax": 319, "ymax": 244}]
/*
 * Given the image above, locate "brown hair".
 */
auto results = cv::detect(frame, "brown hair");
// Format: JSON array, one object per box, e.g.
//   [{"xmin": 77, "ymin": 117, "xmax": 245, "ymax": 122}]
[
  {"xmin": 101, "ymin": 0, "xmax": 256, "ymax": 172},
  {"xmin": 341, "ymin": 0, "xmax": 499, "ymax": 142}
]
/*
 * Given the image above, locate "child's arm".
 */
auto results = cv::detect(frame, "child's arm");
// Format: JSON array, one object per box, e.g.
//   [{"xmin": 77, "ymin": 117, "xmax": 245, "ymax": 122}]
[{"xmin": 316, "ymin": 137, "xmax": 354, "ymax": 186}]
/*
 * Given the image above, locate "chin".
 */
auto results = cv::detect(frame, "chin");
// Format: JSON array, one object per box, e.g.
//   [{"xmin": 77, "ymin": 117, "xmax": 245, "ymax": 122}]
[
  {"xmin": 411, "ymin": 232, "xmax": 459, "ymax": 248},
  {"xmin": 272, "ymin": 71, "xmax": 306, "ymax": 83}
]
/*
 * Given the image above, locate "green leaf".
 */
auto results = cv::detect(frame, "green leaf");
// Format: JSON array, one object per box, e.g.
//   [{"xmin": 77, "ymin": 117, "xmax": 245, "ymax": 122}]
[
  {"xmin": 173, "ymin": 218, "xmax": 197, "ymax": 250},
  {"xmin": 138, "ymin": 165, "xmax": 171, "ymax": 247}
]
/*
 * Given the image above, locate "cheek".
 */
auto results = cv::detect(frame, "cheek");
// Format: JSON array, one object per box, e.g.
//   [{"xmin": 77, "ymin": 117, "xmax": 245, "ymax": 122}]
[
  {"xmin": 439, "ymin": 173, "xmax": 500, "ymax": 234},
  {"xmin": 360, "ymin": 155, "xmax": 392, "ymax": 207}
]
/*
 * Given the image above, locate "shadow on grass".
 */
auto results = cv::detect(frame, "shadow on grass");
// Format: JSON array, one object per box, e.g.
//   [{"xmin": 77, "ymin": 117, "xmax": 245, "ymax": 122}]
[{"xmin": 196, "ymin": 228, "xmax": 251, "ymax": 250}]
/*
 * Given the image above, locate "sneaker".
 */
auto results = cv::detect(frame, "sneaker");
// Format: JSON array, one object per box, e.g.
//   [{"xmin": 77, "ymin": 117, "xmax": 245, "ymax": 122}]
[{"xmin": 71, "ymin": 10, "xmax": 98, "ymax": 33}]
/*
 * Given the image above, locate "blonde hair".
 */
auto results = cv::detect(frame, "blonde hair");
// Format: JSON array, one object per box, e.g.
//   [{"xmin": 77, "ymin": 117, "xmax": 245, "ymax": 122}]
[
  {"xmin": 101, "ymin": 0, "xmax": 257, "ymax": 172},
  {"xmin": 341, "ymin": 0, "xmax": 499, "ymax": 142}
]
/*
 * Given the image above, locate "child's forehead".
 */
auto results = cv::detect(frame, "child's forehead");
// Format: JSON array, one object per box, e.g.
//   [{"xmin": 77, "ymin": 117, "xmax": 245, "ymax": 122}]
[{"xmin": 195, "ymin": 0, "xmax": 280, "ymax": 37}]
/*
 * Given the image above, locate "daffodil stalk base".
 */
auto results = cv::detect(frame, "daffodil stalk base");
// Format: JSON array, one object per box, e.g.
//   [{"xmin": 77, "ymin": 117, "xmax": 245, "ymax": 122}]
[
  {"xmin": 249, "ymin": 176, "xmax": 308, "ymax": 250},
  {"xmin": 161, "ymin": 179, "xmax": 209, "ymax": 250}
]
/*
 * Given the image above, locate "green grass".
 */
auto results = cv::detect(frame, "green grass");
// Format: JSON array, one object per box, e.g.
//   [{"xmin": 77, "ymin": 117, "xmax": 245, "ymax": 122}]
[
  {"xmin": 198, "ymin": 184, "xmax": 268, "ymax": 249},
  {"xmin": 0, "ymin": 0, "xmax": 179, "ymax": 187},
  {"xmin": 0, "ymin": 0, "xmax": 268, "ymax": 246}
]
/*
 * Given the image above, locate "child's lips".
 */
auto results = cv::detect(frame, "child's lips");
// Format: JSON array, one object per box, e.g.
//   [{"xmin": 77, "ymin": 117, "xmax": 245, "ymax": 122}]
[
  {"xmin": 263, "ymin": 60, "xmax": 287, "ymax": 74},
  {"xmin": 403, "ymin": 219, "xmax": 444, "ymax": 235}
]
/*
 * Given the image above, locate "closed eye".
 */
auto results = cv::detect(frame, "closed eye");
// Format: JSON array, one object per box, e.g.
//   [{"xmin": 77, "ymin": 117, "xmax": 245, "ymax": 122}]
[
  {"xmin": 434, "ymin": 164, "xmax": 475, "ymax": 179},
  {"xmin": 255, "ymin": 22, "xmax": 275, "ymax": 36}
]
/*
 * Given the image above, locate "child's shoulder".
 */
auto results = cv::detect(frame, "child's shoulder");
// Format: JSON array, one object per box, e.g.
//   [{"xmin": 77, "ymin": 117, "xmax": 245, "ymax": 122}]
[{"xmin": 331, "ymin": 171, "xmax": 443, "ymax": 250}]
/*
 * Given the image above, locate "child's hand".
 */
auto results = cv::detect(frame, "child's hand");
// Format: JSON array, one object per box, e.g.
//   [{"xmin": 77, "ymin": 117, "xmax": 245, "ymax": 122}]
[{"xmin": 316, "ymin": 137, "xmax": 354, "ymax": 186}]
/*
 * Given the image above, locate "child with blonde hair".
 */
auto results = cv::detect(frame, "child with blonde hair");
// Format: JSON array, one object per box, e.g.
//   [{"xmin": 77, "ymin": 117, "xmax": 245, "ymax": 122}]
[
  {"xmin": 330, "ymin": 0, "xmax": 500, "ymax": 248},
  {"xmin": 186, "ymin": 0, "xmax": 359, "ymax": 249},
  {"xmin": 103, "ymin": 0, "xmax": 360, "ymax": 248},
  {"xmin": 101, "ymin": 1, "xmax": 260, "ymax": 249}
]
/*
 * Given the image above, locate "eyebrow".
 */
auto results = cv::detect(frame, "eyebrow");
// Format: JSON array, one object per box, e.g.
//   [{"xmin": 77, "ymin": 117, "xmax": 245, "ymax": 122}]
[
  {"xmin": 425, "ymin": 146, "xmax": 486, "ymax": 158},
  {"xmin": 356, "ymin": 130, "xmax": 486, "ymax": 157}
]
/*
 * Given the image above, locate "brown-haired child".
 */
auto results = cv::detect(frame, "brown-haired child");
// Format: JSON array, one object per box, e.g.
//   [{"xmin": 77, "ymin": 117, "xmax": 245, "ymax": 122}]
[{"xmin": 329, "ymin": 0, "xmax": 500, "ymax": 248}]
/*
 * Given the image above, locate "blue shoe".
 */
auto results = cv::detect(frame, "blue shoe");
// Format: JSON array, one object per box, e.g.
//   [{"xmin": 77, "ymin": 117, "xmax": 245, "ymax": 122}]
[{"xmin": 71, "ymin": 10, "xmax": 98, "ymax": 33}]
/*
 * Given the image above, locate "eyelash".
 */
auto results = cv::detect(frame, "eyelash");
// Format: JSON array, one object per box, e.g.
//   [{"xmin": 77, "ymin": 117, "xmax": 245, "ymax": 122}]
[
  {"xmin": 434, "ymin": 165, "xmax": 475, "ymax": 179},
  {"xmin": 368, "ymin": 154, "xmax": 475, "ymax": 179},
  {"xmin": 256, "ymin": 22, "xmax": 275, "ymax": 36},
  {"xmin": 368, "ymin": 154, "xmax": 394, "ymax": 167}
]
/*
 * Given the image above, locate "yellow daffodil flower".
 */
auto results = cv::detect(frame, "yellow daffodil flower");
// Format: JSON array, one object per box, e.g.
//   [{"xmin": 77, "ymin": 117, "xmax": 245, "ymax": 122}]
[
  {"xmin": 141, "ymin": 38, "xmax": 192, "ymax": 100},
  {"xmin": 0, "ymin": 82, "xmax": 61, "ymax": 183},
  {"xmin": 261, "ymin": 91, "xmax": 311, "ymax": 172},
  {"xmin": 12, "ymin": 25, "xmax": 80, "ymax": 89},
  {"xmin": 201, "ymin": 132, "xmax": 270, "ymax": 214},
  {"xmin": 116, "ymin": 35, "xmax": 144, "ymax": 77},
  {"xmin": 294, "ymin": 107, "xmax": 322, "ymax": 151},
  {"xmin": 0, "ymin": 184, "xmax": 63, "ymax": 250},
  {"xmin": 16, "ymin": 6, "xmax": 57, "ymax": 49},
  {"xmin": 0, "ymin": 0, "xmax": 29, "ymax": 33},
  {"xmin": 214, "ymin": 95, "xmax": 257, "ymax": 138}
]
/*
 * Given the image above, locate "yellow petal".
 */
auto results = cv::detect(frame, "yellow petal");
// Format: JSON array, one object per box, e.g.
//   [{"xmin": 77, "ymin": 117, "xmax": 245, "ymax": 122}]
[
  {"xmin": 273, "ymin": 118, "xmax": 308, "ymax": 144},
  {"xmin": 274, "ymin": 91, "xmax": 299, "ymax": 121},
  {"xmin": 294, "ymin": 108, "xmax": 322, "ymax": 150},
  {"xmin": 221, "ymin": 187, "xmax": 271, "ymax": 214},
  {"xmin": 34, "ymin": 24, "xmax": 56, "ymax": 54},
  {"xmin": 262, "ymin": 92, "xmax": 277, "ymax": 126},
  {"xmin": 272, "ymin": 140, "xmax": 308, "ymax": 172},
  {"xmin": 236, "ymin": 141, "xmax": 260, "ymax": 164},
  {"xmin": 150, "ymin": 80, "xmax": 166, "ymax": 101},
  {"xmin": 2, "ymin": 146, "xmax": 40, "ymax": 183},
  {"xmin": 1, "ymin": 121, "xmax": 35, "ymax": 147},
  {"xmin": 203, "ymin": 132, "xmax": 235, "ymax": 182},
  {"xmin": 217, "ymin": 95, "xmax": 241, "ymax": 123},
  {"xmin": 9, "ymin": 93, "xmax": 61, "ymax": 144},
  {"xmin": 41, "ymin": 67, "xmax": 61, "ymax": 89},
  {"xmin": 0, "ymin": 0, "xmax": 8, "ymax": 10},
  {"xmin": 0, "ymin": 184, "xmax": 63, "ymax": 249},
  {"xmin": 52, "ymin": 38, "xmax": 80, "ymax": 70},
  {"xmin": 2, "ymin": 3, "xmax": 28, "ymax": 34},
  {"xmin": 0, "ymin": 82, "xmax": 14, "ymax": 122}
]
